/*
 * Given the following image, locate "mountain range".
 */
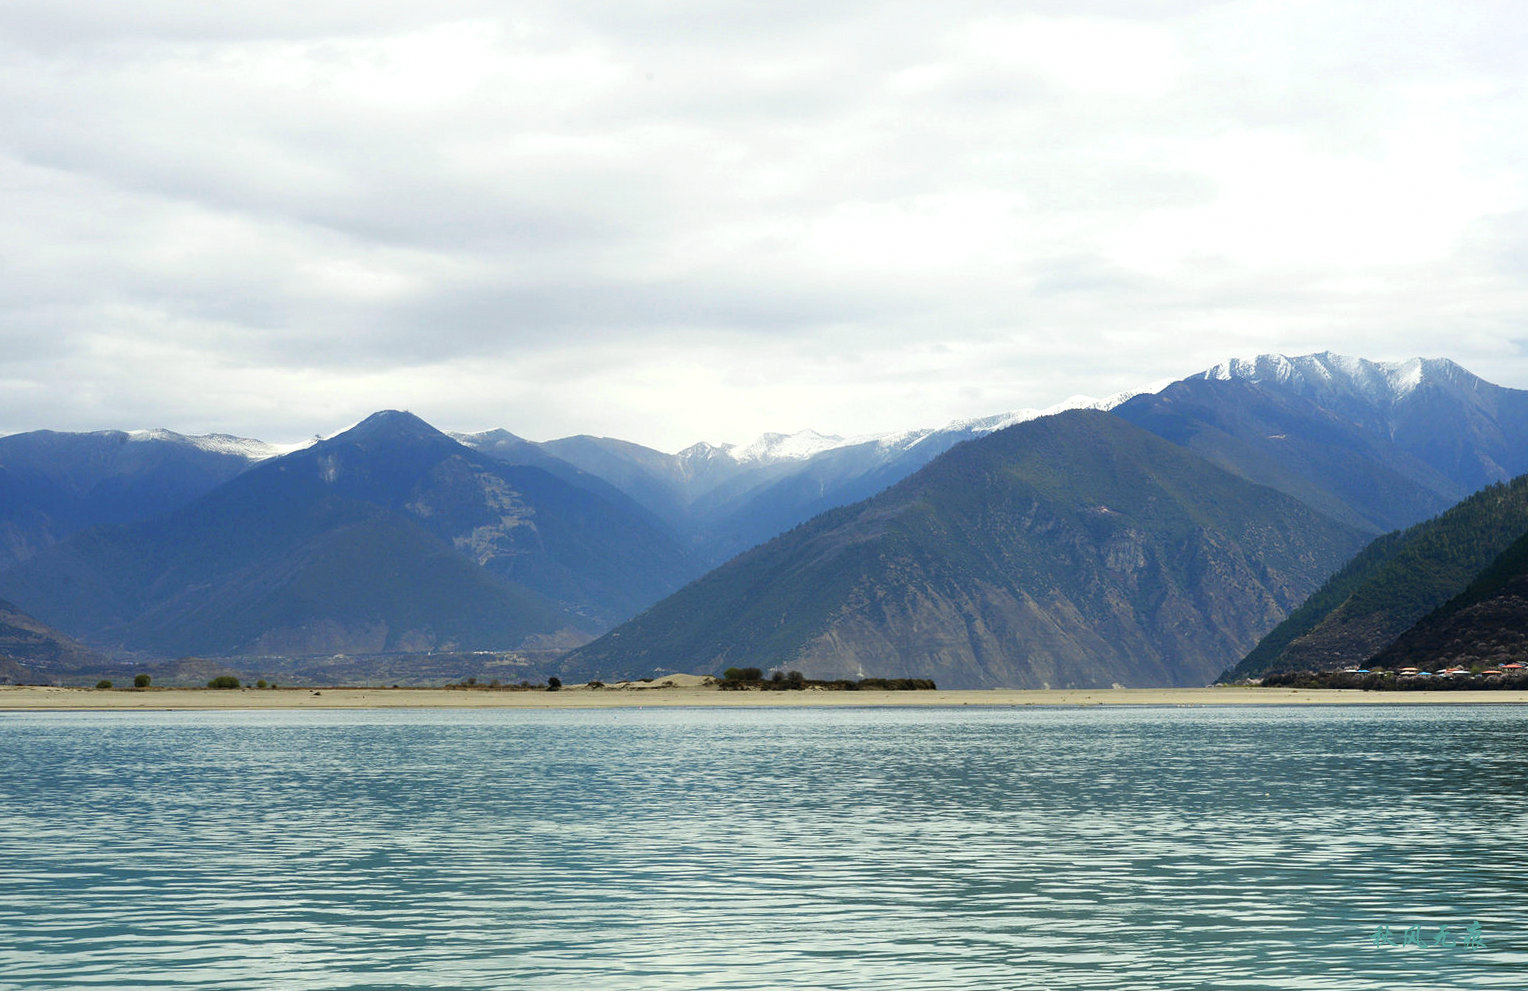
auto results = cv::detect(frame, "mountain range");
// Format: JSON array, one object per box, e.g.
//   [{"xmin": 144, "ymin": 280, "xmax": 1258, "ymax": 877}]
[
  {"xmin": 570, "ymin": 354, "xmax": 1528, "ymax": 687},
  {"xmin": 5, "ymin": 352, "xmax": 1528, "ymax": 687},
  {"xmin": 0, "ymin": 412, "xmax": 693, "ymax": 657},
  {"xmin": 561, "ymin": 410, "xmax": 1366, "ymax": 688},
  {"xmin": 1113, "ymin": 354, "xmax": 1528, "ymax": 533},
  {"xmin": 453, "ymin": 391, "xmax": 1148, "ymax": 565}
]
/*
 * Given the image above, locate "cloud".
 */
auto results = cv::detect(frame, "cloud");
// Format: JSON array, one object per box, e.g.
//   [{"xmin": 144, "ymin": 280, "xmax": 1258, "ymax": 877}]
[{"xmin": 3, "ymin": 1, "xmax": 1528, "ymax": 449}]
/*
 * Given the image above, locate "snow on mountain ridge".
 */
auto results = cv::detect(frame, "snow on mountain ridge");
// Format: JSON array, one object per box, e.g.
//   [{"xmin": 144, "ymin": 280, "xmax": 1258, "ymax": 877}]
[
  {"xmin": 731, "ymin": 429, "xmax": 848, "ymax": 464},
  {"xmin": 126, "ymin": 429, "xmax": 297, "ymax": 460},
  {"xmin": 887, "ymin": 384, "xmax": 1170, "ymax": 452},
  {"xmin": 676, "ymin": 381, "xmax": 1171, "ymax": 468},
  {"xmin": 1199, "ymin": 352, "xmax": 1470, "ymax": 405}
]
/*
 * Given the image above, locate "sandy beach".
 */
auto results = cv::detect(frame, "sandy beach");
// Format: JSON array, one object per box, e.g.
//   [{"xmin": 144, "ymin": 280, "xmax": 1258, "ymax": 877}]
[{"xmin": 4, "ymin": 683, "xmax": 1528, "ymax": 711}]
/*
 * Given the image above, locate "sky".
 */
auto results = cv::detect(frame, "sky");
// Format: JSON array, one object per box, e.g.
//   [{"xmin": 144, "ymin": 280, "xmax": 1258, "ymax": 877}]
[{"xmin": 5, "ymin": 1, "xmax": 1528, "ymax": 451}]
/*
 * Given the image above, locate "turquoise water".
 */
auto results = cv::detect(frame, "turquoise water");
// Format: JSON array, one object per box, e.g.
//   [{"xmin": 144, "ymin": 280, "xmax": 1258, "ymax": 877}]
[{"xmin": 1, "ymin": 705, "xmax": 1525, "ymax": 990}]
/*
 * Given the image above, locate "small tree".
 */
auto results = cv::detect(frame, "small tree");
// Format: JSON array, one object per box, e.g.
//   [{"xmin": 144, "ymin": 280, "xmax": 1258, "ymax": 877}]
[
  {"xmin": 133, "ymin": 673, "xmax": 151, "ymax": 689},
  {"xmin": 256, "ymin": 679, "xmax": 268, "ymax": 689},
  {"xmin": 95, "ymin": 679, "xmax": 112, "ymax": 690},
  {"xmin": 547, "ymin": 676, "xmax": 562, "ymax": 691},
  {"xmin": 207, "ymin": 675, "xmax": 240, "ymax": 689}
]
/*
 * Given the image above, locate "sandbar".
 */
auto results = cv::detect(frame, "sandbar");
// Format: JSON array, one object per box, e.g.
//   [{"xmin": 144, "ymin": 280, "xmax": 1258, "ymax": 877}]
[{"xmin": 3, "ymin": 685, "xmax": 1528, "ymax": 711}]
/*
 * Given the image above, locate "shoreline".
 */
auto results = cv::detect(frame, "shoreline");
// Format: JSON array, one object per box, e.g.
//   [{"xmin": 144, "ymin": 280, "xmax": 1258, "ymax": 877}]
[{"xmin": 5, "ymin": 685, "xmax": 1528, "ymax": 711}]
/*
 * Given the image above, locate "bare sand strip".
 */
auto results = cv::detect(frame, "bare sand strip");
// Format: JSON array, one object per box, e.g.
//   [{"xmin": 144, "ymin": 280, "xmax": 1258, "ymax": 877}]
[{"xmin": 4, "ymin": 685, "xmax": 1528, "ymax": 711}]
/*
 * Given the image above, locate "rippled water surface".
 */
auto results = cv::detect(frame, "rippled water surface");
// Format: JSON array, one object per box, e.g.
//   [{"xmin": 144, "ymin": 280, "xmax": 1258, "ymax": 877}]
[{"xmin": 2, "ymin": 705, "xmax": 1526, "ymax": 989}]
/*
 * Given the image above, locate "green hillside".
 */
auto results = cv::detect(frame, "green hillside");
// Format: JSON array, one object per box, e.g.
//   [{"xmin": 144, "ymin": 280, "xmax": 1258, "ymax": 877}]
[
  {"xmin": 1221, "ymin": 475, "xmax": 1528, "ymax": 679},
  {"xmin": 1370, "ymin": 529, "xmax": 1528, "ymax": 669}
]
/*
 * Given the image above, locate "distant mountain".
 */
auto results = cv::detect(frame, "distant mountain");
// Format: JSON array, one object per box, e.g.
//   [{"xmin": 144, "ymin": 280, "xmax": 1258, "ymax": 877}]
[
  {"xmin": 0, "ymin": 596, "xmax": 105, "ymax": 683},
  {"xmin": 1369, "ymin": 528, "xmax": 1528, "ymax": 669},
  {"xmin": 469, "ymin": 352, "xmax": 1528, "ymax": 571},
  {"xmin": 466, "ymin": 432, "xmax": 719, "ymax": 540},
  {"xmin": 446, "ymin": 429, "xmax": 655, "ymax": 525},
  {"xmin": 1114, "ymin": 353, "xmax": 1528, "ymax": 534},
  {"xmin": 0, "ymin": 412, "xmax": 697, "ymax": 658},
  {"xmin": 461, "ymin": 391, "xmax": 1150, "ymax": 564},
  {"xmin": 0, "ymin": 428, "xmax": 280, "ymax": 570},
  {"xmin": 562, "ymin": 411, "xmax": 1365, "ymax": 689},
  {"xmin": 1221, "ymin": 475, "xmax": 1528, "ymax": 680}
]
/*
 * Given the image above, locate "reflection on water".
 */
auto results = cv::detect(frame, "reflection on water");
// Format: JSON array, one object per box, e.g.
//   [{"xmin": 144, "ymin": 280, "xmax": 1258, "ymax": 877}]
[{"xmin": 1, "ymin": 705, "xmax": 1525, "ymax": 989}]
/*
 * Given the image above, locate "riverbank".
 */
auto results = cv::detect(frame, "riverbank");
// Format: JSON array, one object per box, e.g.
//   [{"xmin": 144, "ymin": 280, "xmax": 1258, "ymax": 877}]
[{"xmin": 5, "ymin": 684, "xmax": 1528, "ymax": 710}]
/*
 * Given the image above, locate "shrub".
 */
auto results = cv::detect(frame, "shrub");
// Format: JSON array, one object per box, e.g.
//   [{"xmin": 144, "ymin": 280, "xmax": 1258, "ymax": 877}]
[
  {"xmin": 256, "ymin": 679, "xmax": 268, "ymax": 689},
  {"xmin": 587, "ymin": 680, "xmax": 605, "ymax": 689},
  {"xmin": 133, "ymin": 673, "xmax": 151, "ymax": 689},
  {"xmin": 547, "ymin": 676, "xmax": 562, "ymax": 691},
  {"xmin": 856, "ymin": 677, "xmax": 937, "ymax": 691},
  {"xmin": 207, "ymin": 675, "xmax": 240, "ymax": 689},
  {"xmin": 95, "ymin": 679, "xmax": 112, "ymax": 690}
]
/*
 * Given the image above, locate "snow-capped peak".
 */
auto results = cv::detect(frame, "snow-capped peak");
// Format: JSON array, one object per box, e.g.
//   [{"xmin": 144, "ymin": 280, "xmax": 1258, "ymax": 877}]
[
  {"xmin": 677, "ymin": 440, "xmax": 736, "ymax": 461},
  {"xmin": 730, "ymin": 429, "xmax": 848, "ymax": 464},
  {"xmin": 1197, "ymin": 352, "xmax": 1468, "ymax": 405}
]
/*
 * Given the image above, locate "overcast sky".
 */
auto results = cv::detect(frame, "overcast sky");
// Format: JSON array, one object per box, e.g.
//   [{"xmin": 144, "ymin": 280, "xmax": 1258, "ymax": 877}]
[{"xmin": 5, "ymin": 1, "xmax": 1528, "ymax": 450}]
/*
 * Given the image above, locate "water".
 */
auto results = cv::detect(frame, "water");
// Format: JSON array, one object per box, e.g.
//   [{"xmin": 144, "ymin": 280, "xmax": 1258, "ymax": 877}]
[{"xmin": 1, "ymin": 705, "xmax": 1525, "ymax": 990}]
